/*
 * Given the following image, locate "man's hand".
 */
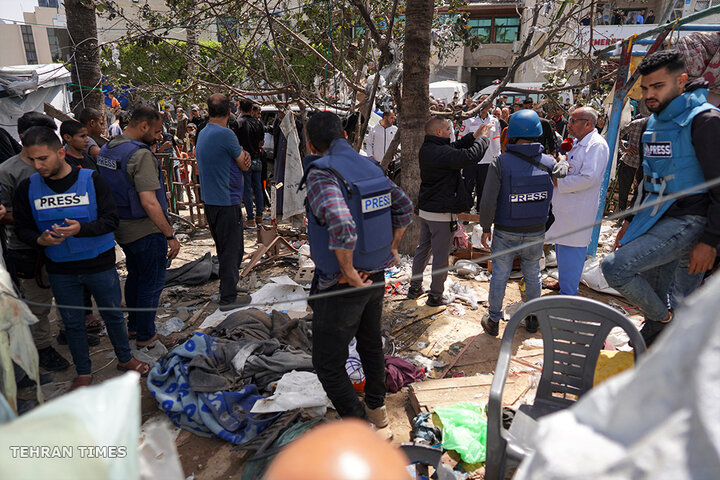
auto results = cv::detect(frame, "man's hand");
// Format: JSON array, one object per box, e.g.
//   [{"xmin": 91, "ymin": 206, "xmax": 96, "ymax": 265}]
[
  {"xmin": 613, "ymin": 221, "xmax": 630, "ymax": 250},
  {"xmin": 0, "ymin": 204, "xmax": 6, "ymax": 220},
  {"xmin": 167, "ymin": 238, "xmax": 181, "ymax": 261},
  {"xmin": 688, "ymin": 242, "xmax": 716, "ymax": 275},
  {"xmin": 391, "ymin": 247, "xmax": 400, "ymax": 267},
  {"xmin": 346, "ymin": 270, "xmax": 372, "ymax": 288},
  {"xmin": 624, "ymin": 146, "xmax": 638, "ymax": 156},
  {"xmin": 37, "ymin": 229, "xmax": 65, "ymax": 246},
  {"xmin": 238, "ymin": 150, "xmax": 252, "ymax": 171},
  {"xmin": 474, "ymin": 123, "xmax": 493, "ymax": 139},
  {"xmin": 481, "ymin": 232, "xmax": 492, "ymax": 249},
  {"xmin": 52, "ymin": 218, "xmax": 81, "ymax": 238}
]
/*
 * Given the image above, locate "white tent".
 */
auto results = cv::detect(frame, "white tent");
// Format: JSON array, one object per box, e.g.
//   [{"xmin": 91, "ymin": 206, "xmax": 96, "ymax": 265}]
[
  {"xmin": 429, "ymin": 80, "xmax": 468, "ymax": 103},
  {"xmin": 0, "ymin": 64, "xmax": 71, "ymax": 140}
]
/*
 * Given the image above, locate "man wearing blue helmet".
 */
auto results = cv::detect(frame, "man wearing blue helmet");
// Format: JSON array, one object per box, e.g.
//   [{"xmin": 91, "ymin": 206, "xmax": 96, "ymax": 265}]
[{"xmin": 479, "ymin": 110, "xmax": 567, "ymax": 336}]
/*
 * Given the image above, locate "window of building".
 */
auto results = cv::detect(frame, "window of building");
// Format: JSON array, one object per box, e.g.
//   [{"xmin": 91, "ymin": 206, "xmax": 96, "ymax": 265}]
[
  {"xmin": 469, "ymin": 16, "xmax": 520, "ymax": 44},
  {"xmin": 468, "ymin": 18, "xmax": 492, "ymax": 43},
  {"xmin": 47, "ymin": 28, "xmax": 71, "ymax": 62},
  {"xmin": 21, "ymin": 25, "xmax": 38, "ymax": 64},
  {"xmin": 494, "ymin": 17, "xmax": 520, "ymax": 43}
]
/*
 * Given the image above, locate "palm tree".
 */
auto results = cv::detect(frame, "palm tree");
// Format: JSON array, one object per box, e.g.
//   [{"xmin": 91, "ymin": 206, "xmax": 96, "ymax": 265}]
[
  {"xmin": 398, "ymin": 0, "xmax": 433, "ymax": 254},
  {"xmin": 65, "ymin": 0, "xmax": 103, "ymax": 112}
]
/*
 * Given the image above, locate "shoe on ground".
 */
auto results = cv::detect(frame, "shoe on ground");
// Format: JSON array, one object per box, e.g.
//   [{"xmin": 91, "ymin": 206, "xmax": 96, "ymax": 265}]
[
  {"xmin": 17, "ymin": 373, "xmax": 54, "ymax": 389},
  {"xmin": 406, "ymin": 286, "xmax": 424, "ymax": 300},
  {"xmin": 365, "ymin": 405, "xmax": 393, "ymax": 441},
  {"xmin": 57, "ymin": 330, "xmax": 100, "ymax": 347},
  {"xmin": 38, "ymin": 346, "xmax": 70, "ymax": 372},
  {"xmin": 426, "ymin": 294, "xmax": 451, "ymax": 307},
  {"xmin": 523, "ymin": 315, "xmax": 539, "ymax": 334},
  {"xmin": 481, "ymin": 314, "xmax": 499, "ymax": 337},
  {"xmin": 638, "ymin": 318, "xmax": 669, "ymax": 348},
  {"xmin": 244, "ymin": 219, "xmax": 256, "ymax": 228},
  {"xmin": 219, "ymin": 294, "xmax": 252, "ymax": 312}
]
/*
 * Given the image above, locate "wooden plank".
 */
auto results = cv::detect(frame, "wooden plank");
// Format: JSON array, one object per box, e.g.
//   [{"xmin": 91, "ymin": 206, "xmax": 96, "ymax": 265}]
[
  {"xmin": 408, "ymin": 375, "xmax": 524, "ymax": 415},
  {"xmin": 410, "ymin": 375, "xmax": 496, "ymax": 392}
]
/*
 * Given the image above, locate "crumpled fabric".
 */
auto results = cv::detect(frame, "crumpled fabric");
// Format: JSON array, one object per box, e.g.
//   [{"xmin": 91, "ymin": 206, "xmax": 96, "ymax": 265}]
[
  {"xmin": 165, "ymin": 252, "xmax": 219, "ymax": 287},
  {"xmin": 673, "ymin": 32, "xmax": 720, "ymax": 93},
  {"xmin": 243, "ymin": 349, "xmax": 314, "ymax": 391},
  {"xmin": 147, "ymin": 332, "xmax": 277, "ymax": 444},
  {"xmin": 385, "ymin": 356, "xmax": 425, "ymax": 393},
  {"xmin": 212, "ymin": 308, "xmax": 311, "ymax": 354},
  {"xmin": 0, "ymin": 265, "xmax": 42, "ymax": 410}
]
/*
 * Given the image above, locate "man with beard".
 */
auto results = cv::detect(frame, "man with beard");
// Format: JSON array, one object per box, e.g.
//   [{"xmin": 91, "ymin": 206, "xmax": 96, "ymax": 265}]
[
  {"xmin": 602, "ymin": 50, "xmax": 720, "ymax": 346},
  {"xmin": 97, "ymin": 106, "xmax": 181, "ymax": 348}
]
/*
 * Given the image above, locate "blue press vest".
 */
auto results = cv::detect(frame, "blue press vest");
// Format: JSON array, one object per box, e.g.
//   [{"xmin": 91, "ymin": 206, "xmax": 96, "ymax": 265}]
[
  {"xmin": 96, "ymin": 140, "xmax": 169, "ymax": 220},
  {"xmin": 621, "ymin": 89, "xmax": 719, "ymax": 245},
  {"xmin": 494, "ymin": 144, "xmax": 554, "ymax": 229},
  {"xmin": 29, "ymin": 168, "xmax": 116, "ymax": 263},
  {"xmin": 302, "ymin": 138, "xmax": 393, "ymax": 276}
]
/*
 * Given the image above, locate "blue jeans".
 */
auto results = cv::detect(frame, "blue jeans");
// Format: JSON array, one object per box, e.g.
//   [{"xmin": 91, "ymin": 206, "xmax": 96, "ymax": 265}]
[
  {"xmin": 120, "ymin": 233, "xmax": 167, "ymax": 342},
  {"xmin": 488, "ymin": 230, "xmax": 545, "ymax": 322},
  {"xmin": 242, "ymin": 169, "xmax": 264, "ymax": 220},
  {"xmin": 556, "ymin": 244, "xmax": 587, "ymax": 296},
  {"xmin": 602, "ymin": 215, "xmax": 706, "ymax": 322},
  {"xmin": 49, "ymin": 269, "xmax": 132, "ymax": 375}
]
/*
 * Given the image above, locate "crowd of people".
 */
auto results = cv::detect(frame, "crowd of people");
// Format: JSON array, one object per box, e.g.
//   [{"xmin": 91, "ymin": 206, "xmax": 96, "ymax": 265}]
[{"xmin": 0, "ymin": 51, "xmax": 718, "ymax": 441}]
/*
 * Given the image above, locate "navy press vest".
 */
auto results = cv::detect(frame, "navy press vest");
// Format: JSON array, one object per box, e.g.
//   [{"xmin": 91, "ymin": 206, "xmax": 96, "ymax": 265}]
[
  {"xmin": 621, "ymin": 89, "xmax": 719, "ymax": 245},
  {"xmin": 494, "ymin": 144, "xmax": 554, "ymax": 229},
  {"xmin": 302, "ymin": 139, "xmax": 393, "ymax": 277},
  {"xmin": 96, "ymin": 140, "xmax": 169, "ymax": 220},
  {"xmin": 29, "ymin": 168, "xmax": 116, "ymax": 263}
]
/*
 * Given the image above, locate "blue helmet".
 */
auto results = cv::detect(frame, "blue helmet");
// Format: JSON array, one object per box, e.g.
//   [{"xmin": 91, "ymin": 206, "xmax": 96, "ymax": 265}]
[{"xmin": 507, "ymin": 110, "xmax": 543, "ymax": 139}]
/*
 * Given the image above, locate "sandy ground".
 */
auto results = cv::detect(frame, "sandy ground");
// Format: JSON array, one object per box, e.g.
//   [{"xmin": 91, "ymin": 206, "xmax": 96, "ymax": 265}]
[{"xmin": 17, "ymin": 219, "xmax": 638, "ymax": 478}]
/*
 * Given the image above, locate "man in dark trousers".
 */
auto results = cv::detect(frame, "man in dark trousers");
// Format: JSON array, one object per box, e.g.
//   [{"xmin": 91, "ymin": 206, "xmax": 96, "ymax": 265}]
[
  {"xmin": 232, "ymin": 100, "xmax": 265, "ymax": 227},
  {"xmin": 196, "ymin": 94, "xmax": 252, "ymax": 310},
  {"xmin": 408, "ymin": 116, "xmax": 491, "ymax": 306},
  {"xmin": 602, "ymin": 50, "xmax": 720, "ymax": 346},
  {"xmin": 302, "ymin": 112, "xmax": 412, "ymax": 437},
  {"xmin": 13, "ymin": 126, "xmax": 148, "ymax": 390}
]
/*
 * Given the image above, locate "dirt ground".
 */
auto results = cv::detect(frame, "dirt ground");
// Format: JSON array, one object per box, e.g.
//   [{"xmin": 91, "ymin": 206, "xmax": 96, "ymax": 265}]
[{"xmin": 17, "ymin": 219, "xmax": 639, "ymax": 479}]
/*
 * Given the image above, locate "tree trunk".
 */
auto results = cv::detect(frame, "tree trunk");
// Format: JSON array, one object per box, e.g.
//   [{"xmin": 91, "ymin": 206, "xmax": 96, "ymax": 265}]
[
  {"xmin": 65, "ymin": 0, "xmax": 103, "ymax": 113},
  {"xmin": 398, "ymin": 0, "xmax": 433, "ymax": 255}
]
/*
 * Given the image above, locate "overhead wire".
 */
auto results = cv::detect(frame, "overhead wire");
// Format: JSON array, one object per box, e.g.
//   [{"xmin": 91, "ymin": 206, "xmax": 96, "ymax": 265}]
[{"xmin": 4, "ymin": 172, "xmax": 720, "ymax": 313}]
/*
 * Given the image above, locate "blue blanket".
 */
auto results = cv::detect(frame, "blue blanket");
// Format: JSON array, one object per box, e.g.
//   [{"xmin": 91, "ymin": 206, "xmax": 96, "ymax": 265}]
[{"xmin": 148, "ymin": 332, "xmax": 278, "ymax": 443}]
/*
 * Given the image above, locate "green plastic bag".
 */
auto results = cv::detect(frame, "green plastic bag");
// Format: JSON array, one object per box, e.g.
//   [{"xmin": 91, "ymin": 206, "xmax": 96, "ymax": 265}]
[{"xmin": 434, "ymin": 402, "xmax": 487, "ymax": 464}]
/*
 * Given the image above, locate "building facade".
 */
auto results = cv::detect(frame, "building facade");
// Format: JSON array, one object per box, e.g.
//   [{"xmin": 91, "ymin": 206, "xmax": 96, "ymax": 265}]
[{"xmin": 0, "ymin": 6, "xmax": 71, "ymax": 67}]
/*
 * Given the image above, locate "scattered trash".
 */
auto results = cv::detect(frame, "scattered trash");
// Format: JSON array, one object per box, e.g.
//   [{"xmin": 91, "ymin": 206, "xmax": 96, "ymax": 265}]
[
  {"xmin": 157, "ymin": 314, "xmax": 171, "ymax": 319},
  {"xmin": 447, "ymin": 305, "xmax": 467, "ymax": 316},
  {"xmin": 522, "ymin": 338, "xmax": 544, "ymax": 348},
  {"xmin": 250, "ymin": 371, "xmax": 332, "ymax": 416},
  {"xmin": 581, "ymin": 257, "xmax": 621, "ymax": 296},
  {"xmin": 451, "ymin": 259, "xmax": 480, "ymax": 278},
  {"xmin": 408, "ymin": 353, "xmax": 446, "ymax": 372},
  {"xmin": 504, "ymin": 301, "xmax": 525, "ymax": 321},
  {"xmin": 155, "ymin": 317, "xmax": 184, "ymax": 336},
  {"xmin": 447, "ymin": 281, "xmax": 478, "ymax": 310},
  {"xmin": 346, "ymin": 338, "xmax": 365, "ymax": 392},
  {"xmin": 385, "ymin": 356, "xmax": 425, "ymax": 392},
  {"xmin": 410, "ymin": 412, "xmax": 442, "ymax": 445},
  {"xmin": 434, "ymin": 402, "xmax": 488, "ymax": 464}
]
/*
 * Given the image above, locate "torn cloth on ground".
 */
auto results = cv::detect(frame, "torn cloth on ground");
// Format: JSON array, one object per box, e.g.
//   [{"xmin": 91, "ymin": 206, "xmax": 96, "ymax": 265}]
[
  {"xmin": 165, "ymin": 252, "xmax": 218, "ymax": 287},
  {"xmin": 385, "ymin": 356, "xmax": 425, "ymax": 393},
  {"xmin": 212, "ymin": 308, "xmax": 311, "ymax": 354},
  {"xmin": 147, "ymin": 333, "xmax": 276, "ymax": 444}
]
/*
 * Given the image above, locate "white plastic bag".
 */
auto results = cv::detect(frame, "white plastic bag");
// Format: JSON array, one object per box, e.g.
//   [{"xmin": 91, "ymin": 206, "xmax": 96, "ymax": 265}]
[{"xmin": 580, "ymin": 257, "xmax": 621, "ymax": 296}]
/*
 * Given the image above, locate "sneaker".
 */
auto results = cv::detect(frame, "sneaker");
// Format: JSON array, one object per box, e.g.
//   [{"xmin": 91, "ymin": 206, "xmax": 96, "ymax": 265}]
[
  {"xmin": 426, "ymin": 294, "xmax": 451, "ymax": 307},
  {"xmin": 639, "ymin": 319, "xmax": 669, "ymax": 348},
  {"xmin": 57, "ymin": 330, "xmax": 100, "ymax": 347},
  {"xmin": 406, "ymin": 286, "xmax": 423, "ymax": 300},
  {"xmin": 219, "ymin": 294, "xmax": 252, "ymax": 312},
  {"xmin": 17, "ymin": 373, "xmax": 54, "ymax": 389},
  {"xmin": 523, "ymin": 315, "xmax": 539, "ymax": 334},
  {"xmin": 365, "ymin": 405, "xmax": 389, "ymax": 428},
  {"xmin": 481, "ymin": 314, "xmax": 499, "ymax": 337},
  {"xmin": 244, "ymin": 219, "xmax": 256, "ymax": 228},
  {"xmin": 38, "ymin": 346, "xmax": 70, "ymax": 372}
]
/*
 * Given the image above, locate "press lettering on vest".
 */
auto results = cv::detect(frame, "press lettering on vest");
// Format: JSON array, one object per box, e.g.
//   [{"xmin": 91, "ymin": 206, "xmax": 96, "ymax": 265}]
[
  {"xmin": 644, "ymin": 142, "xmax": 672, "ymax": 157},
  {"xmin": 96, "ymin": 155, "xmax": 117, "ymax": 169},
  {"xmin": 509, "ymin": 191, "xmax": 548, "ymax": 203},
  {"xmin": 361, "ymin": 193, "xmax": 391, "ymax": 213},
  {"xmin": 35, "ymin": 193, "xmax": 90, "ymax": 210}
]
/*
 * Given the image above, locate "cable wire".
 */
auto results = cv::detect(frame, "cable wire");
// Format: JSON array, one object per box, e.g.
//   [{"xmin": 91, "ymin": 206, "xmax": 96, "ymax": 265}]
[{"xmin": 4, "ymin": 173, "xmax": 720, "ymax": 313}]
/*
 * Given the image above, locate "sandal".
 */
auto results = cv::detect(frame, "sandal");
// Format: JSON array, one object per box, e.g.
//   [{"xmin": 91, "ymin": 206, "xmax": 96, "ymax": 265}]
[
  {"xmin": 117, "ymin": 358, "xmax": 150, "ymax": 376},
  {"xmin": 85, "ymin": 315, "xmax": 104, "ymax": 333},
  {"xmin": 70, "ymin": 375, "xmax": 93, "ymax": 391}
]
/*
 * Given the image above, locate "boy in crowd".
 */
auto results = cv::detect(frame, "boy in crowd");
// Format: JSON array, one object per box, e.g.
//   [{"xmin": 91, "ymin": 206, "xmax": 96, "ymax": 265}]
[{"xmin": 61, "ymin": 120, "xmax": 97, "ymax": 170}]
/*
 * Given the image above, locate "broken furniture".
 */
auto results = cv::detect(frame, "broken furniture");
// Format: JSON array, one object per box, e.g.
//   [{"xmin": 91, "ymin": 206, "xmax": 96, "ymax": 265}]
[
  {"xmin": 485, "ymin": 296, "xmax": 647, "ymax": 480},
  {"xmin": 241, "ymin": 224, "xmax": 298, "ymax": 277}
]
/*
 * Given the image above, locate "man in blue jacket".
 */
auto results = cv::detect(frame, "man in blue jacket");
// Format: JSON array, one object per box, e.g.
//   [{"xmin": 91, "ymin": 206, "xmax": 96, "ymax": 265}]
[
  {"xmin": 479, "ymin": 110, "xmax": 567, "ymax": 336},
  {"xmin": 602, "ymin": 50, "xmax": 720, "ymax": 347}
]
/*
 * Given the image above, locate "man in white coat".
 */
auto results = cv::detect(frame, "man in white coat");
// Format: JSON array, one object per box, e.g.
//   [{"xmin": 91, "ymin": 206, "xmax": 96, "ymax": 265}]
[
  {"xmin": 366, "ymin": 110, "xmax": 397, "ymax": 163},
  {"xmin": 546, "ymin": 107, "xmax": 609, "ymax": 295},
  {"xmin": 458, "ymin": 97, "xmax": 502, "ymax": 210}
]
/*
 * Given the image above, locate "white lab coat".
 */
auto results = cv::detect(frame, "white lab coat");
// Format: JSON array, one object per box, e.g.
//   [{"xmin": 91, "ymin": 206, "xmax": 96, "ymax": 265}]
[
  {"xmin": 458, "ymin": 115, "xmax": 501, "ymax": 164},
  {"xmin": 366, "ymin": 123, "xmax": 398, "ymax": 161},
  {"xmin": 546, "ymin": 129, "xmax": 609, "ymax": 247}
]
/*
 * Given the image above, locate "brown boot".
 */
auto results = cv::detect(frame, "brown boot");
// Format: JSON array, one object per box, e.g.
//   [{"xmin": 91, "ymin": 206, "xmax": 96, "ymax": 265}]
[
  {"xmin": 244, "ymin": 219, "xmax": 256, "ymax": 228},
  {"xmin": 365, "ymin": 405, "xmax": 393, "ymax": 441}
]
